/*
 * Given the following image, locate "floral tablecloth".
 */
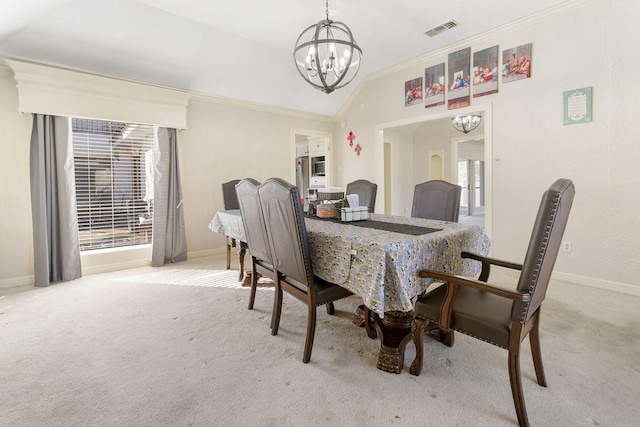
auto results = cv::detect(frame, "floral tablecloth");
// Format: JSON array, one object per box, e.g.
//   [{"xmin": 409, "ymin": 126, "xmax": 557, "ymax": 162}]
[{"xmin": 209, "ymin": 210, "xmax": 490, "ymax": 317}]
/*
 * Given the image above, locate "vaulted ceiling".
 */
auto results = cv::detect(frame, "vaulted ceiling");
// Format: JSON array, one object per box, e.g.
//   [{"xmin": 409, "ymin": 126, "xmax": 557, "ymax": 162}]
[{"xmin": 0, "ymin": 0, "xmax": 570, "ymax": 117}]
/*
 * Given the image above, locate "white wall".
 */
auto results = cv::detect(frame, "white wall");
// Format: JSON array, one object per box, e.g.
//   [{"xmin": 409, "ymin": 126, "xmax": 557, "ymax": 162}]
[
  {"xmin": 334, "ymin": 0, "xmax": 640, "ymax": 290},
  {"xmin": 0, "ymin": 65, "xmax": 34, "ymax": 286},
  {"xmin": 380, "ymin": 128, "xmax": 414, "ymax": 215},
  {"xmin": 0, "ymin": 67, "xmax": 333, "ymax": 285},
  {"xmin": 178, "ymin": 98, "xmax": 334, "ymax": 257}
]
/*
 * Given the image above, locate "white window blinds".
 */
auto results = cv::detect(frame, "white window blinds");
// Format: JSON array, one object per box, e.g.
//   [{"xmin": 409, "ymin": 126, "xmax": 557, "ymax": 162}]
[{"xmin": 72, "ymin": 118, "xmax": 155, "ymax": 251}]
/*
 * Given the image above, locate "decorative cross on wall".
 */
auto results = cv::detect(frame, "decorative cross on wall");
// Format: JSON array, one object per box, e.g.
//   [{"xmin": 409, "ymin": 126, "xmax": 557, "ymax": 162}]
[{"xmin": 347, "ymin": 131, "xmax": 355, "ymax": 147}]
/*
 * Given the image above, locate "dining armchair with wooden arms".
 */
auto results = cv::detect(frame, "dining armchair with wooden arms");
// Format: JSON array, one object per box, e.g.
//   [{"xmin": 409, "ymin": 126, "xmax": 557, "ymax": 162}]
[
  {"xmin": 235, "ymin": 178, "xmax": 277, "ymax": 314},
  {"xmin": 258, "ymin": 178, "xmax": 353, "ymax": 363},
  {"xmin": 411, "ymin": 180, "xmax": 462, "ymax": 222},
  {"xmin": 221, "ymin": 179, "xmax": 247, "ymax": 280},
  {"xmin": 345, "ymin": 179, "xmax": 378, "ymax": 213},
  {"xmin": 410, "ymin": 178, "xmax": 575, "ymax": 427}
]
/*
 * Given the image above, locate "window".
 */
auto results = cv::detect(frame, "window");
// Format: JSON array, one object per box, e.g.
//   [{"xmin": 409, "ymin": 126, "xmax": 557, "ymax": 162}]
[{"xmin": 72, "ymin": 119, "xmax": 155, "ymax": 251}]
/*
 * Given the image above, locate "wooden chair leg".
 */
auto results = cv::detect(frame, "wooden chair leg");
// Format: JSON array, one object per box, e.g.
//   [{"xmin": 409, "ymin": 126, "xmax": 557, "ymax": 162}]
[
  {"xmin": 248, "ymin": 264, "xmax": 258, "ymax": 310},
  {"xmin": 423, "ymin": 323, "xmax": 454, "ymax": 347},
  {"xmin": 237, "ymin": 244, "xmax": 246, "ymax": 281},
  {"xmin": 529, "ymin": 314, "xmax": 547, "ymax": 387},
  {"xmin": 271, "ymin": 284, "xmax": 283, "ymax": 335},
  {"xmin": 363, "ymin": 306, "xmax": 377, "ymax": 339},
  {"xmin": 226, "ymin": 242, "xmax": 231, "ymax": 269},
  {"xmin": 325, "ymin": 302, "xmax": 335, "ymax": 315},
  {"xmin": 442, "ymin": 329, "xmax": 455, "ymax": 347},
  {"xmin": 410, "ymin": 318, "xmax": 427, "ymax": 376},
  {"xmin": 303, "ymin": 304, "xmax": 317, "ymax": 363},
  {"xmin": 508, "ymin": 344, "xmax": 530, "ymax": 427}
]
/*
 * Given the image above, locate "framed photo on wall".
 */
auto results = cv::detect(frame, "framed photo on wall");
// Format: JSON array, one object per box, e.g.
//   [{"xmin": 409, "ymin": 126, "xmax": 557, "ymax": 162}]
[
  {"xmin": 473, "ymin": 45, "xmax": 499, "ymax": 97},
  {"xmin": 563, "ymin": 87, "xmax": 593, "ymax": 125},
  {"xmin": 502, "ymin": 43, "xmax": 532, "ymax": 83},
  {"xmin": 404, "ymin": 77, "xmax": 423, "ymax": 106},
  {"xmin": 447, "ymin": 47, "xmax": 470, "ymax": 109},
  {"xmin": 424, "ymin": 63, "xmax": 445, "ymax": 108}
]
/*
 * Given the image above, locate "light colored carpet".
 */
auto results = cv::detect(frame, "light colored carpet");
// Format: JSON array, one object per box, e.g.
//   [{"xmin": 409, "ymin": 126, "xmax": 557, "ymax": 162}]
[{"xmin": 1, "ymin": 254, "xmax": 639, "ymax": 426}]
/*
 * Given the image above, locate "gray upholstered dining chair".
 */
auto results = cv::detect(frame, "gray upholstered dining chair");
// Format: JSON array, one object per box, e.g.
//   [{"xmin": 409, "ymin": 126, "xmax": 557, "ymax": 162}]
[
  {"xmin": 235, "ymin": 178, "xmax": 277, "ymax": 314},
  {"xmin": 221, "ymin": 179, "xmax": 247, "ymax": 280},
  {"xmin": 345, "ymin": 179, "xmax": 378, "ymax": 213},
  {"xmin": 411, "ymin": 180, "xmax": 462, "ymax": 222},
  {"xmin": 410, "ymin": 178, "xmax": 575, "ymax": 427},
  {"xmin": 258, "ymin": 177, "xmax": 353, "ymax": 363}
]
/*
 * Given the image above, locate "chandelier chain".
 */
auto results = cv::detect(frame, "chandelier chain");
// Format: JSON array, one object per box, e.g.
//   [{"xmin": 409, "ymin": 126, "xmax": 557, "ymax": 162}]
[{"xmin": 325, "ymin": 0, "xmax": 329, "ymax": 21}]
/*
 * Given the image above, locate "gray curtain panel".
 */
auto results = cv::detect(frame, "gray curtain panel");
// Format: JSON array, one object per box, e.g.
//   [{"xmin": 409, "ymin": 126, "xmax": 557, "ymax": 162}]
[
  {"xmin": 152, "ymin": 127, "xmax": 187, "ymax": 266},
  {"xmin": 29, "ymin": 114, "xmax": 82, "ymax": 287}
]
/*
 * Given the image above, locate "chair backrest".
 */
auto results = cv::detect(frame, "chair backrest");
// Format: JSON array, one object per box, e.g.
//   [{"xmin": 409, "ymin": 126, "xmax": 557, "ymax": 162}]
[
  {"xmin": 411, "ymin": 180, "xmax": 462, "ymax": 222},
  {"xmin": 513, "ymin": 178, "xmax": 575, "ymax": 323},
  {"xmin": 258, "ymin": 178, "xmax": 313, "ymax": 287},
  {"xmin": 221, "ymin": 179, "xmax": 241, "ymax": 210},
  {"xmin": 345, "ymin": 179, "xmax": 378, "ymax": 213},
  {"xmin": 235, "ymin": 178, "xmax": 272, "ymax": 264}
]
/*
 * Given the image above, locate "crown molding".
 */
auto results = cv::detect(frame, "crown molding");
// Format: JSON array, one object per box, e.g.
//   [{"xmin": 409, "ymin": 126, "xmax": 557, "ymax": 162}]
[{"xmin": 189, "ymin": 91, "xmax": 335, "ymax": 124}]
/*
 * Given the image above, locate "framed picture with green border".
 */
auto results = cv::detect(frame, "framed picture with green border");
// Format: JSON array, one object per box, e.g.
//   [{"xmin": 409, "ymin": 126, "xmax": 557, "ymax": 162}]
[{"xmin": 563, "ymin": 87, "xmax": 593, "ymax": 125}]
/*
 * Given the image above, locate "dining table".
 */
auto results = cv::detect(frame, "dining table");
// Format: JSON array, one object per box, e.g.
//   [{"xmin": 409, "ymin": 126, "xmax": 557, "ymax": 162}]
[{"xmin": 209, "ymin": 209, "xmax": 490, "ymax": 373}]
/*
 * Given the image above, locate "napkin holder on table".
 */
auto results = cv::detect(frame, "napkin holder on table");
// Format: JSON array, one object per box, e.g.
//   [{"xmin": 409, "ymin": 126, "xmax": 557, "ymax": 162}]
[{"xmin": 341, "ymin": 193, "xmax": 370, "ymax": 222}]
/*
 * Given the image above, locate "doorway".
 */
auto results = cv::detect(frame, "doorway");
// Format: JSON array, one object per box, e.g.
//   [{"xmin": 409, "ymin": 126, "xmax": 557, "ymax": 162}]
[
  {"xmin": 374, "ymin": 103, "xmax": 492, "ymax": 238},
  {"xmin": 290, "ymin": 128, "xmax": 332, "ymax": 211},
  {"xmin": 458, "ymin": 159, "xmax": 485, "ymax": 216},
  {"xmin": 453, "ymin": 138, "xmax": 485, "ymax": 227}
]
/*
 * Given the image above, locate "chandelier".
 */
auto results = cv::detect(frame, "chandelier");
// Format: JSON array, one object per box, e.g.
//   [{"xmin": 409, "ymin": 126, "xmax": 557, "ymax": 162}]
[
  {"xmin": 451, "ymin": 114, "xmax": 482, "ymax": 134},
  {"xmin": 293, "ymin": 0, "xmax": 362, "ymax": 94}
]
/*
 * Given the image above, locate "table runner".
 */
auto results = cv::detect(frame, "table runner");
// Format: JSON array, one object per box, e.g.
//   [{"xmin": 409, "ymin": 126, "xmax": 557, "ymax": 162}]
[{"xmin": 306, "ymin": 215, "xmax": 441, "ymax": 236}]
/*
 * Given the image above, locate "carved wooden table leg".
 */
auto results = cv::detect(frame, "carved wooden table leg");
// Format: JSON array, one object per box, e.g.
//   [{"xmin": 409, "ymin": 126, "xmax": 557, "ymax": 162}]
[{"xmin": 371, "ymin": 310, "xmax": 414, "ymax": 374}]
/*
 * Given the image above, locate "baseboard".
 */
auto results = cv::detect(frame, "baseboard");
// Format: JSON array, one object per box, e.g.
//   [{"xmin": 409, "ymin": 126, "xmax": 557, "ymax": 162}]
[
  {"xmin": 187, "ymin": 248, "xmax": 224, "ymax": 259},
  {"xmin": 81, "ymin": 247, "xmax": 226, "ymax": 274},
  {"xmin": 81, "ymin": 259, "xmax": 151, "ymax": 276},
  {"xmin": 553, "ymin": 272, "xmax": 640, "ymax": 297},
  {"xmin": 0, "ymin": 275, "xmax": 34, "ymax": 289}
]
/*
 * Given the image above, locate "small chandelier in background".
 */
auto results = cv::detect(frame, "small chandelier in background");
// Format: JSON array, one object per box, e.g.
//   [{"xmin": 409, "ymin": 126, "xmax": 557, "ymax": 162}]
[
  {"xmin": 451, "ymin": 114, "xmax": 482, "ymax": 134},
  {"xmin": 293, "ymin": 0, "xmax": 362, "ymax": 94}
]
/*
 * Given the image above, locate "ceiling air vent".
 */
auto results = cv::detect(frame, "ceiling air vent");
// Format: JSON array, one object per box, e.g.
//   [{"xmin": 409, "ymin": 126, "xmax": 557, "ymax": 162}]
[{"xmin": 425, "ymin": 20, "xmax": 459, "ymax": 37}]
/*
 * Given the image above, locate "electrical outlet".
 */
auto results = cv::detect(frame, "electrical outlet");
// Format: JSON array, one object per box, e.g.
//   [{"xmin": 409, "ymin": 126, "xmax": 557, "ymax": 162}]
[{"xmin": 562, "ymin": 241, "xmax": 572, "ymax": 253}]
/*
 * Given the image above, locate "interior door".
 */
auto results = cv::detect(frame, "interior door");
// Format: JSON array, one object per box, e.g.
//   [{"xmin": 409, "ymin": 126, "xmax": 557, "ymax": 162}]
[
  {"xmin": 457, "ymin": 160, "xmax": 469, "ymax": 214},
  {"xmin": 472, "ymin": 160, "xmax": 485, "ymax": 215},
  {"xmin": 458, "ymin": 159, "xmax": 485, "ymax": 216}
]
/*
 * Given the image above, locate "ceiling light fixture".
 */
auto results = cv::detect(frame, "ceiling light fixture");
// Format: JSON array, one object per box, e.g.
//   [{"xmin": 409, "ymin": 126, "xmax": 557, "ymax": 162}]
[
  {"xmin": 293, "ymin": 0, "xmax": 362, "ymax": 94},
  {"xmin": 451, "ymin": 114, "xmax": 482, "ymax": 134}
]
